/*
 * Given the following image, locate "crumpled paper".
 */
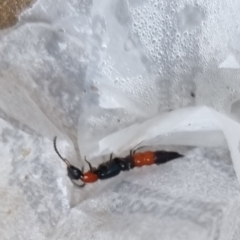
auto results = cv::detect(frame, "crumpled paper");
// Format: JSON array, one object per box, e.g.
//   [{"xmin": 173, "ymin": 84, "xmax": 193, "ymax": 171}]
[{"xmin": 1, "ymin": 0, "xmax": 240, "ymax": 239}]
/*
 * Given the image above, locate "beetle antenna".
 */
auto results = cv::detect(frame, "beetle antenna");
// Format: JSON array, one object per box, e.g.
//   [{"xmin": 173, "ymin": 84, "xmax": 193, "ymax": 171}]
[
  {"xmin": 53, "ymin": 136, "xmax": 71, "ymax": 166},
  {"xmin": 70, "ymin": 179, "xmax": 86, "ymax": 188}
]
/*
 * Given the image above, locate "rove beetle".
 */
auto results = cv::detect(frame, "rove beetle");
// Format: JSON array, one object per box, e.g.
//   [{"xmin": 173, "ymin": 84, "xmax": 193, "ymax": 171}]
[{"xmin": 53, "ymin": 136, "xmax": 183, "ymax": 187}]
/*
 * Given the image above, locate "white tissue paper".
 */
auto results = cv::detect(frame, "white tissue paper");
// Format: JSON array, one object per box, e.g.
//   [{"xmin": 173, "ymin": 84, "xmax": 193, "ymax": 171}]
[{"xmin": 1, "ymin": 0, "xmax": 240, "ymax": 239}]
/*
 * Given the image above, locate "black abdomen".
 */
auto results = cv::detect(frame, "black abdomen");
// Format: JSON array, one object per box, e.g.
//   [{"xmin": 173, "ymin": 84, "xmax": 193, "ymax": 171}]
[{"xmin": 154, "ymin": 151, "xmax": 183, "ymax": 165}]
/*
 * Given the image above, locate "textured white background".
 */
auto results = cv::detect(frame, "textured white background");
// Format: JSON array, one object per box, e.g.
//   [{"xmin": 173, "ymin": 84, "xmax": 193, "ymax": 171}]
[{"xmin": 1, "ymin": 0, "xmax": 240, "ymax": 239}]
